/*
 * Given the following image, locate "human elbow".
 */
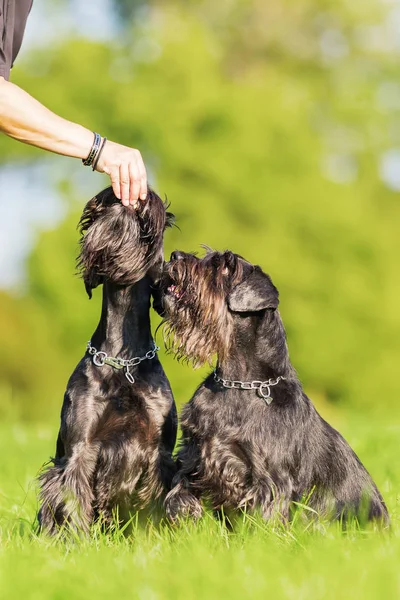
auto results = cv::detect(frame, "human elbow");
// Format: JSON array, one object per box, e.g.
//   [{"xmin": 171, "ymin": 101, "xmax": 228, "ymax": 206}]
[
  {"xmin": 0, "ymin": 75, "xmax": 8, "ymax": 99},
  {"xmin": 0, "ymin": 76, "xmax": 13, "ymax": 132},
  {"xmin": 0, "ymin": 75, "xmax": 12, "ymax": 111}
]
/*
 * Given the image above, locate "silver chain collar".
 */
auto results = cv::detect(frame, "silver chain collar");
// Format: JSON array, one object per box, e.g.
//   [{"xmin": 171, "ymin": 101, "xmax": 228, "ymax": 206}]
[
  {"xmin": 213, "ymin": 371, "xmax": 285, "ymax": 405},
  {"xmin": 86, "ymin": 341, "xmax": 159, "ymax": 384}
]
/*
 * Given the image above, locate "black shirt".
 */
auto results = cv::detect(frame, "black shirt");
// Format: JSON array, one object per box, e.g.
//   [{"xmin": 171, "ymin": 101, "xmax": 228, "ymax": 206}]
[{"xmin": 0, "ymin": 0, "xmax": 33, "ymax": 80}]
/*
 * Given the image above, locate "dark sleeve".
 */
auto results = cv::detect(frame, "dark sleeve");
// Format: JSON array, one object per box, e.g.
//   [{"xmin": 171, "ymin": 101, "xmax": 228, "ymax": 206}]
[
  {"xmin": 0, "ymin": 1, "xmax": 12, "ymax": 79},
  {"xmin": 0, "ymin": 0, "xmax": 32, "ymax": 80}
]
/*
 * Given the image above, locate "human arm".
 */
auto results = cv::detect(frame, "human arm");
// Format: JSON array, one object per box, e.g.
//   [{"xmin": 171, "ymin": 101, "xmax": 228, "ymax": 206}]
[{"xmin": 0, "ymin": 76, "xmax": 147, "ymax": 205}]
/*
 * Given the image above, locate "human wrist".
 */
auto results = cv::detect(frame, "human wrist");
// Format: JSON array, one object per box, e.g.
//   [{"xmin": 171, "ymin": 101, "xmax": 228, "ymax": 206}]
[
  {"xmin": 81, "ymin": 132, "xmax": 108, "ymax": 170},
  {"xmin": 92, "ymin": 137, "xmax": 107, "ymax": 171},
  {"xmin": 67, "ymin": 125, "xmax": 97, "ymax": 159},
  {"xmin": 82, "ymin": 132, "xmax": 102, "ymax": 166},
  {"xmin": 94, "ymin": 139, "xmax": 115, "ymax": 172}
]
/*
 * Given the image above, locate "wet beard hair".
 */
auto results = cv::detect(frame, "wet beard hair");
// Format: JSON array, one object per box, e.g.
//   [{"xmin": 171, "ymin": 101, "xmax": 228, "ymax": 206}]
[
  {"xmin": 77, "ymin": 186, "xmax": 174, "ymax": 297},
  {"xmin": 161, "ymin": 252, "xmax": 244, "ymax": 366}
]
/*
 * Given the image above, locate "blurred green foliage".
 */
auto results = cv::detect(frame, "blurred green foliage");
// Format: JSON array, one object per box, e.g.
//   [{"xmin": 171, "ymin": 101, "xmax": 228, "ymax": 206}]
[{"xmin": 0, "ymin": 1, "xmax": 400, "ymax": 420}]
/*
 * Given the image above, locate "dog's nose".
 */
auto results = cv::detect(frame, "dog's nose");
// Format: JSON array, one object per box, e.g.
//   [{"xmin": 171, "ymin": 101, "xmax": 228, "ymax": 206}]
[{"xmin": 170, "ymin": 251, "xmax": 185, "ymax": 261}]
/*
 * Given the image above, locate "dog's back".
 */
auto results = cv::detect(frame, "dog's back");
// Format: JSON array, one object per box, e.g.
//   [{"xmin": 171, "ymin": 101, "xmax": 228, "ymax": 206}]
[{"xmin": 299, "ymin": 399, "xmax": 388, "ymax": 523}]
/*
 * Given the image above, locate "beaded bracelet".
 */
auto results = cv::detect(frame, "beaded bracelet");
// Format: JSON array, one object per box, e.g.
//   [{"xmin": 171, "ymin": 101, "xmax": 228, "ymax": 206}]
[
  {"xmin": 92, "ymin": 137, "xmax": 107, "ymax": 171},
  {"xmin": 82, "ymin": 132, "xmax": 101, "ymax": 167}
]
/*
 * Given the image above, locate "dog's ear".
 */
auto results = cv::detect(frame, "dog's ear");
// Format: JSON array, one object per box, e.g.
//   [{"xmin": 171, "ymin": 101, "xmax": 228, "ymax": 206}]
[
  {"xmin": 77, "ymin": 189, "xmax": 116, "ymax": 298},
  {"xmin": 163, "ymin": 196, "xmax": 175, "ymax": 230},
  {"xmin": 83, "ymin": 272, "xmax": 102, "ymax": 300},
  {"xmin": 166, "ymin": 212, "xmax": 175, "ymax": 228},
  {"xmin": 228, "ymin": 267, "xmax": 279, "ymax": 313}
]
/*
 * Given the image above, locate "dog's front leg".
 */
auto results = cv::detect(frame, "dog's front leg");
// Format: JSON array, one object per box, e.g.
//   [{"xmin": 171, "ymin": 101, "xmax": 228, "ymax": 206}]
[
  {"xmin": 39, "ymin": 441, "xmax": 99, "ymax": 536},
  {"xmin": 165, "ymin": 443, "xmax": 203, "ymax": 522},
  {"xmin": 258, "ymin": 472, "xmax": 293, "ymax": 525}
]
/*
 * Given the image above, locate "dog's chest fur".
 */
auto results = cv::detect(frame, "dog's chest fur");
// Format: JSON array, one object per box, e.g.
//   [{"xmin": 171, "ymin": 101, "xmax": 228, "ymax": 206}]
[
  {"xmin": 180, "ymin": 378, "xmax": 300, "ymax": 508},
  {"xmin": 60, "ymin": 360, "xmax": 176, "ymax": 508},
  {"xmin": 64, "ymin": 360, "xmax": 174, "ymax": 440}
]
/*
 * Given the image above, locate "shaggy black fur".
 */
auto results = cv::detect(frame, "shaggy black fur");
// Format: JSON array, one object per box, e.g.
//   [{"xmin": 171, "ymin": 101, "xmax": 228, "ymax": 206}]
[
  {"xmin": 38, "ymin": 187, "xmax": 177, "ymax": 535},
  {"xmin": 160, "ymin": 250, "xmax": 389, "ymax": 526}
]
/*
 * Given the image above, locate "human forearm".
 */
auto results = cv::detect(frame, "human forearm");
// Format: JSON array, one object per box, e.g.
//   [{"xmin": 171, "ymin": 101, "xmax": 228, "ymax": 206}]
[
  {"xmin": 0, "ymin": 76, "xmax": 93, "ymax": 158},
  {"xmin": 0, "ymin": 77, "xmax": 147, "ymax": 204}
]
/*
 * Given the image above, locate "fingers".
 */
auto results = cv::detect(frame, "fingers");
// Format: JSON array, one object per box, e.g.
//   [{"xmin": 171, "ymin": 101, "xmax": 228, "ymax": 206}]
[
  {"xmin": 97, "ymin": 142, "xmax": 148, "ymax": 206},
  {"xmin": 119, "ymin": 163, "xmax": 130, "ymax": 207},
  {"xmin": 129, "ymin": 162, "xmax": 141, "ymax": 207},
  {"xmin": 105, "ymin": 165, "xmax": 122, "ymax": 202},
  {"xmin": 128, "ymin": 150, "xmax": 147, "ymax": 204},
  {"xmin": 139, "ymin": 166, "xmax": 148, "ymax": 202},
  {"xmin": 136, "ymin": 154, "xmax": 148, "ymax": 202}
]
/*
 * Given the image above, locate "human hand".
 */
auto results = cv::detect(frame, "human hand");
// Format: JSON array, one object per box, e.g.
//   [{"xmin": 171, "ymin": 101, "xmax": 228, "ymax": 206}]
[{"xmin": 95, "ymin": 140, "xmax": 147, "ymax": 206}]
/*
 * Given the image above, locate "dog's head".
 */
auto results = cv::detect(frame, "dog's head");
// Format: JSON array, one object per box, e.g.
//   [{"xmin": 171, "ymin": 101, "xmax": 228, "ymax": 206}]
[
  {"xmin": 78, "ymin": 186, "xmax": 174, "ymax": 298},
  {"xmin": 160, "ymin": 249, "xmax": 279, "ymax": 365}
]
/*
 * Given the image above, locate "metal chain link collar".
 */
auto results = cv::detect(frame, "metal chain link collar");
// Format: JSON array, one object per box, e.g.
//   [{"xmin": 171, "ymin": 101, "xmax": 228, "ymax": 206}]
[
  {"xmin": 213, "ymin": 371, "xmax": 285, "ymax": 405},
  {"xmin": 86, "ymin": 341, "xmax": 159, "ymax": 384}
]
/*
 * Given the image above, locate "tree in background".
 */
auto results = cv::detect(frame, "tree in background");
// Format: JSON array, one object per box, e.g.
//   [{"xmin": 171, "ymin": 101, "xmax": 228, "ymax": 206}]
[{"xmin": 0, "ymin": 0, "xmax": 399, "ymax": 420}]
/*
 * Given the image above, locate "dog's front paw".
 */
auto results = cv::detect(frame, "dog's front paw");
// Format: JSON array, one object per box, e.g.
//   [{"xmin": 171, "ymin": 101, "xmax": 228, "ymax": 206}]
[{"xmin": 165, "ymin": 483, "xmax": 203, "ymax": 522}]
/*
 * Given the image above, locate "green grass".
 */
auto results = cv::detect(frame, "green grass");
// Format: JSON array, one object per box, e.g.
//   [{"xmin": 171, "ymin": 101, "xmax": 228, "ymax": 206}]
[{"xmin": 0, "ymin": 413, "xmax": 399, "ymax": 600}]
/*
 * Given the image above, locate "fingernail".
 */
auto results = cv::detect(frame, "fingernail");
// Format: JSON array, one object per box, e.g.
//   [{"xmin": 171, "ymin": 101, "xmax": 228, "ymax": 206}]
[
  {"xmin": 140, "ymin": 193, "xmax": 147, "ymax": 201},
  {"xmin": 122, "ymin": 199, "xmax": 129, "ymax": 206}
]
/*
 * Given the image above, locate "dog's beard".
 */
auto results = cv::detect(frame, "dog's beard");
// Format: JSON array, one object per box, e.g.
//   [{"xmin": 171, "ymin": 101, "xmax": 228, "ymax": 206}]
[{"xmin": 161, "ymin": 259, "xmax": 240, "ymax": 366}]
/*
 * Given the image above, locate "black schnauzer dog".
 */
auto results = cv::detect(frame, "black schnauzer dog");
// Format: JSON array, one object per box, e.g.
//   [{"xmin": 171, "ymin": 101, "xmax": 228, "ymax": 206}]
[
  {"xmin": 38, "ymin": 187, "xmax": 177, "ymax": 535},
  {"xmin": 160, "ymin": 249, "xmax": 389, "ymax": 525}
]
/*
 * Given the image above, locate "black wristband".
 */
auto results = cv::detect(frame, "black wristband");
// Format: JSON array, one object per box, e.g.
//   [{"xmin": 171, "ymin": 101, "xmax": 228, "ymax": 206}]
[
  {"xmin": 82, "ymin": 132, "xmax": 101, "ymax": 167},
  {"xmin": 92, "ymin": 137, "xmax": 107, "ymax": 171}
]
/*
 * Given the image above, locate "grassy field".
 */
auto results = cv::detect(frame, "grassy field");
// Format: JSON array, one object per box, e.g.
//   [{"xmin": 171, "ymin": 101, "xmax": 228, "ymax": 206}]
[{"xmin": 0, "ymin": 412, "xmax": 398, "ymax": 600}]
